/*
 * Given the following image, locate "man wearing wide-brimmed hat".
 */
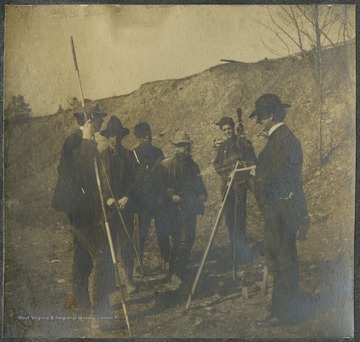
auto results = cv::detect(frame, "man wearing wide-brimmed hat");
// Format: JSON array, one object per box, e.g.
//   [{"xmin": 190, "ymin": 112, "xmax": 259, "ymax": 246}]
[
  {"xmin": 249, "ymin": 93, "xmax": 309, "ymax": 326},
  {"xmin": 160, "ymin": 131, "xmax": 208, "ymax": 286},
  {"xmin": 99, "ymin": 115, "xmax": 138, "ymax": 295},
  {"xmin": 52, "ymin": 102, "xmax": 107, "ymax": 317}
]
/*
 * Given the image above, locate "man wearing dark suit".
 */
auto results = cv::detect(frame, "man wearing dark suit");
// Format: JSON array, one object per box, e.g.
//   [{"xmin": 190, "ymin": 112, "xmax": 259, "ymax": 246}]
[
  {"xmin": 52, "ymin": 104, "xmax": 107, "ymax": 315},
  {"xmin": 132, "ymin": 122, "xmax": 167, "ymax": 270},
  {"xmin": 99, "ymin": 116, "xmax": 139, "ymax": 294},
  {"xmin": 249, "ymin": 94, "xmax": 309, "ymax": 325}
]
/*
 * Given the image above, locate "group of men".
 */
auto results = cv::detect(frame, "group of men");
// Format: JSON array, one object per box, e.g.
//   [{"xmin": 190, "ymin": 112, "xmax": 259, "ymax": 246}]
[{"xmin": 52, "ymin": 93, "xmax": 309, "ymax": 328}]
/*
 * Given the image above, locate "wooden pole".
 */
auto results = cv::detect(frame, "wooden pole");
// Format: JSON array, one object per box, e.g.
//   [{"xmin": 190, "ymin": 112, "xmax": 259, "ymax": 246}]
[
  {"xmin": 185, "ymin": 163, "xmax": 255, "ymax": 309},
  {"xmin": 94, "ymin": 158, "xmax": 132, "ymax": 337}
]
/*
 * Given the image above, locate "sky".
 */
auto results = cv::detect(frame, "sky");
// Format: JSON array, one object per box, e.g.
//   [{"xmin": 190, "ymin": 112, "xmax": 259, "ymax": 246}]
[{"xmin": 3, "ymin": 5, "xmax": 354, "ymax": 116}]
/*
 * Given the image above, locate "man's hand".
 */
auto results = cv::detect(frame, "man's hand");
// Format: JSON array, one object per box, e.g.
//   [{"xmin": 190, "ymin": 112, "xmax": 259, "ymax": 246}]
[
  {"xmin": 118, "ymin": 196, "xmax": 129, "ymax": 210},
  {"xmin": 172, "ymin": 195, "xmax": 182, "ymax": 204},
  {"xmin": 82, "ymin": 120, "xmax": 94, "ymax": 140},
  {"xmin": 250, "ymin": 167, "xmax": 256, "ymax": 177},
  {"xmin": 106, "ymin": 198, "xmax": 116, "ymax": 207}
]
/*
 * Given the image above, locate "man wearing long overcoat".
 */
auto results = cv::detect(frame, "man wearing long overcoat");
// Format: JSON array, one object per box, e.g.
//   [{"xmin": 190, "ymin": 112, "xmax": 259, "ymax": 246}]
[
  {"xmin": 52, "ymin": 104, "xmax": 108, "ymax": 316},
  {"xmin": 250, "ymin": 93, "xmax": 309, "ymax": 325},
  {"xmin": 99, "ymin": 115, "xmax": 138, "ymax": 294}
]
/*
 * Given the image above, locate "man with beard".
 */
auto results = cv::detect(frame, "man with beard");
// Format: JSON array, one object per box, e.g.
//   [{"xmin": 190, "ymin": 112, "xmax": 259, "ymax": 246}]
[
  {"xmin": 160, "ymin": 131, "xmax": 208, "ymax": 286},
  {"xmin": 99, "ymin": 115, "xmax": 138, "ymax": 295},
  {"xmin": 249, "ymin": 93, "xmax": 309, "ymax": 325},
  {"xmin": 213, "ymin": 116, "xmax": 257, "ymax": 265},
  {"xmin": 132, "ymin": 122, "xmax": 168, "ymax": 272}
]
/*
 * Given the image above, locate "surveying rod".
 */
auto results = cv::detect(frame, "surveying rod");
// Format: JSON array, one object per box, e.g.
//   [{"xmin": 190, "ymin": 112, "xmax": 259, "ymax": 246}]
[
  {"xmin": 94, "ymin": 160, "xmax": 132, "ymax": 336},
  {"xmin": 70, "ymin": 37, "xmax": 132, "ymax": 336},
  {"xmin": 186, "ymin": 162, "xmax": 255, "ymax": 309}
]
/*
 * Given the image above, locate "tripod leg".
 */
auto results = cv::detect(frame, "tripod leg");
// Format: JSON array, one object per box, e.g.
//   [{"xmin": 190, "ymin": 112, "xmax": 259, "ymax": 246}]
[
  {"xmin": 232, "ymin": 182, "xmax": 238, "ymax": 281},
  {"xmin": 186, "ymin": 163, "xmax": 238, "ymax": 309}
]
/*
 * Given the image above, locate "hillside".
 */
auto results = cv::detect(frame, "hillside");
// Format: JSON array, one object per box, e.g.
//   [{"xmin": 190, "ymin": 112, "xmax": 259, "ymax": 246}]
[{"xmin": 3, "ymin": 42, "xmax": 355, "ymax": 338}]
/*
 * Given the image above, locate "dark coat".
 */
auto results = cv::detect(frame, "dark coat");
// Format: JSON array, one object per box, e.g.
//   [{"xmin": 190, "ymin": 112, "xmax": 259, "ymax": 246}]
[
  {"xmin": 71, "ymin": 139, "xmax": 102, "ymax": 230},
  {"xmin": 100, "ymin": 144, "xmax": 138, "ymax": 212},
  {"xmin": 133, "ymin": 143, "xmax": 164, "ymax": 207},
  {"xmin": 161, "ymin": 153, "xmax": 208, "ymax": 216},
  {"xmin": 254, "ymin": 124, "xmax": 308, "ymax": 228},
  {"xmin": 52, "ymin": 129, "xmax": 83, "ymax": 214}
]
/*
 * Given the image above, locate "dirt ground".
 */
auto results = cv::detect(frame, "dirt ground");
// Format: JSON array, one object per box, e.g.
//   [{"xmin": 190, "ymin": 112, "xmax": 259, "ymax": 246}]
[
  {"xmin": 3, "ymin": 138, "xmax": 354, "ymax": 338},
  {"xmin": 2, "ymin": 41, "xmax": 355, "ymax": 339}
]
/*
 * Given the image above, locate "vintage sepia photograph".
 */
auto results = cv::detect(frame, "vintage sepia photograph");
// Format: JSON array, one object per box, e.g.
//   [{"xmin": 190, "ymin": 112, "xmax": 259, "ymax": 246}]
[{"xmin": 3, "ymin": 4, "xmax": 356, "ymax": 339}]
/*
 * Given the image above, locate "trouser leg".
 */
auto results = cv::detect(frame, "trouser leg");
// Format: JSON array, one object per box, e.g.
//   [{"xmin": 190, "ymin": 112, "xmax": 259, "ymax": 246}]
[
  {"xmin": 225, "ymin": 190, "xmax": 236, "ymax": 257},
  {"xmin": 72, "ymin": 237, "xmax": 92, "ymax": 313},
  {"xmin": 92, "ymin": 246, "xmax": 114, "ymax": 317},
  {"xmin": 117, "ymin": 211, "xmax": 135, "ymax": 287},
  {"xmin": 265, "ymin": 201, "xmax": 299, "ymax": 320},
  {"xmin": 170, "ymin": 211, "xmax": 196, "ymax": 281},
  {"xmin": 155, "ymin": 208, "xmax": 171, "ymax": 263},
  {"xmin": 138, "ymin": 210, "xmax": 153, "ymax": 263}
]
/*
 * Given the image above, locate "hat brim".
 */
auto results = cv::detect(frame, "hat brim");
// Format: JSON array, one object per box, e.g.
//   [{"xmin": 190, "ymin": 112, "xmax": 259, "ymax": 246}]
[
  {"xmin": 172, "ymin": 140, "xmax": 192, "ymax": 145},
  {"xmin": 100, "ymin": 127, "xmax": 130, "ymax": 138},
  {"xmin": 249, "ymin": 103, "xmax": 291, "ymax": 118}
]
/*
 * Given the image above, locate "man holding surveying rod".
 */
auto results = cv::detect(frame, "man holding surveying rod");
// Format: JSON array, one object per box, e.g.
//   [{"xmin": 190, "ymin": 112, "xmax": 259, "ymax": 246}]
[{"xmin": 53, "ymin": 37, "xmax": 133, "ymax": 335}]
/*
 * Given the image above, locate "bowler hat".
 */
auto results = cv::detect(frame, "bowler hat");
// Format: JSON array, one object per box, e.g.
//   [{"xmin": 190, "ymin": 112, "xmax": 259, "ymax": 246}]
[
  {"xmin": 100, "ymin": 116, "xmax": 130, "ymax": 138},
  {"xmin": 73, "ymin": 102, "xmax": 107, "ymax": 123},
  {"xmin": 134, "ymin": 121, "xmax": 151, "ymax": 138},
  {"xmin": 172, "ymin": 131, "xmax": 192, "ymax": 145},
  {"xmin": 249, "ymin": 94, "xmax": 291, "ymax": 118}
]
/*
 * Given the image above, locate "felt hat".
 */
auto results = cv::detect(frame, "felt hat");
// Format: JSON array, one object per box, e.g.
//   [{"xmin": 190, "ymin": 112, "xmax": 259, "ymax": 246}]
[
  {"xmin": 172, "ymin": 131, "xmax": 192, "ymax": 145},
  {"xmin": 100, "ymin": 115, "xmax": 130, "ymax": 138},
  {"xmin": 249, "ymin": 94, "xmax": 291, "ymax": 119}
]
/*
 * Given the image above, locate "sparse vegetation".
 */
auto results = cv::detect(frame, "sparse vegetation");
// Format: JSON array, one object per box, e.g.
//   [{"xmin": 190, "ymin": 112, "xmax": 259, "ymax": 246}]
[
  {"xmin": 263, "ymin": 5, "xmax": 355, "ymax": 165},
  {"xmin": 5, "ymin": 95, "xmax": 32, "ymax": 125},
  {"xmin": 4, "ymin": 42, "xmax": 355, "ymax": 338}
]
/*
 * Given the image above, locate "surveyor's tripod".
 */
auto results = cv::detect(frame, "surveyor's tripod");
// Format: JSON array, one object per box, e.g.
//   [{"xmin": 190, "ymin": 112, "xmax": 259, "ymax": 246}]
[{"xmin": 186, "ymin": 161, "xmax": 255, "ymax": 309}]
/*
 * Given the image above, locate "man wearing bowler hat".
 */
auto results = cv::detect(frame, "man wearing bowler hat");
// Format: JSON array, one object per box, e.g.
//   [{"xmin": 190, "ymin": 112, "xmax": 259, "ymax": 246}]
[
  {"xmin": 249, "ymin": 93, "xmax": 309, "ymax": 325},
  {"xmin": 52, "ymin": 102, "xmax": 108, "ymax": 317},
  {"xmin": 99, "ymin": 115, "xmax": 138, "ymax": 294},
  {"xmin": 160, "ymin": 131, "xmax": 208, "ymax": 286}
]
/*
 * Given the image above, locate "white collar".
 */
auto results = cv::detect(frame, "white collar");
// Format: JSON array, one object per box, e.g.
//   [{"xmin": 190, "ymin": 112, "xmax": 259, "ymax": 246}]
[
  {"xmin": 79, "ymin": 126, "xmax": 84, "ymax": 131},
  {"xmin": 269, "ymin": 122, "xmax": 284, "ymax": 136}
]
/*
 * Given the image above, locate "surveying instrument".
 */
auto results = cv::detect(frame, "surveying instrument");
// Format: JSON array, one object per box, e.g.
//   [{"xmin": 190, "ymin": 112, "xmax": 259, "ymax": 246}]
[{"xmin": 186, "ymin": 110, "xmax": 256, "ymax": 310}]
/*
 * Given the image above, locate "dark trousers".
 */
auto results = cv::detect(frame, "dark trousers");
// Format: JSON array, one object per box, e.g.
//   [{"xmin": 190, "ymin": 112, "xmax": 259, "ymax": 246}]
[
  {"xmin": 71, "ymin": 220, "xmax": 115, "ymax": 317},
  {"xmin": 138, "ymin": 206, "xmax": 171, "ymax": 263},
  {"xmin": 263, "ymin": 199, "xmax": 299, "ymax": 320},
  {"xmin": 109, "ymin": 207, "xmax": 135, "ymax": 281},
  {"xmin": 224, "ymin": 183, "xmax": 248, "ymax": 261},
  {"xmin": 168, "ymin": 206, "xmax": 196, "ymax": 280}
]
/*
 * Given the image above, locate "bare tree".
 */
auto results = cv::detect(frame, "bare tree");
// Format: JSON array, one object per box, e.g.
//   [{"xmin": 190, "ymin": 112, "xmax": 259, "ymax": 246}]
[
  {"xmin": 263, "ymin": 5, "xmax": 355, "ymax": 165},
  {"xmin": 5, "ymin": 95, "xmax": 32, "ymax": 124}
]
